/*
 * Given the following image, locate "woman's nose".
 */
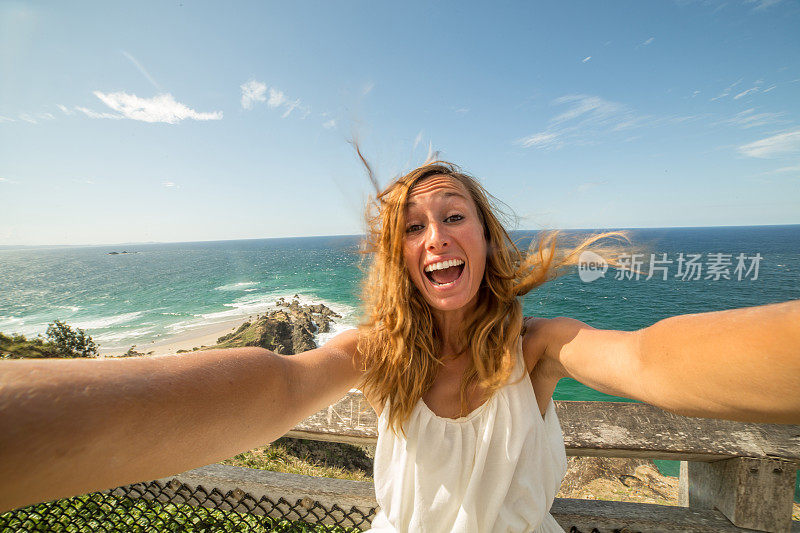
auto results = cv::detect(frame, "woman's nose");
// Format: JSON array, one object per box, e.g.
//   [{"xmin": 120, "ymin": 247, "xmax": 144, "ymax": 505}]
[{"xmin": 425, "ymin": 222, "xmax": 448, "ymax": 250}]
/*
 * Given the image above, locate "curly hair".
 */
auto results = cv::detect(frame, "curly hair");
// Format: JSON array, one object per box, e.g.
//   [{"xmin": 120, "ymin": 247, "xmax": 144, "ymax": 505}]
[{"xmin": 356, "ymin": 161, "xmax": 627, "ymax": 436}]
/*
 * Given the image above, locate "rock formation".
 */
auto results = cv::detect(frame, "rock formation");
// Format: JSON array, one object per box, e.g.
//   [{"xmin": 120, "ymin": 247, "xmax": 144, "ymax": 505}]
[
  {"xmin": 213, "ymin": 298, "xmax": 342, "ymax": 355},
  {"xmin": 557, "ymin": 457, "xmax": 678, "ymax": 505}
]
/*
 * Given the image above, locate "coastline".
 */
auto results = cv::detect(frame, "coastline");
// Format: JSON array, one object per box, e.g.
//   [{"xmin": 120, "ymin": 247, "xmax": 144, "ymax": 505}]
[{"xmin": 98, "ymin": 316, "xmax": 255, "ymax": 357}]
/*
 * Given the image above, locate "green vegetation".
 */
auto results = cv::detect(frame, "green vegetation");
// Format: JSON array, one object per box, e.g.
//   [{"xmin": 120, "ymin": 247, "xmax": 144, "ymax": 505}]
[
  {"xmin": 221, "ymin": 438, "xmax": 373, "ymax": 482},
  {"xmin": 216, "ymin": 320, "xmax": 252, "ymax": 344},
  {"xmin": 45, "ymin": 320, "xmax": 98, "ymax": 358},
  {"xmin": 0, "ymin": 321, "xmax": 97, "ymax": 359},
  {"xmin": 0, "ymin": 492, "xmax": 362, "ymax": 532},
  {"xmin": 0, "ymin": 332, "xmax": 58, "ymax": 358}
]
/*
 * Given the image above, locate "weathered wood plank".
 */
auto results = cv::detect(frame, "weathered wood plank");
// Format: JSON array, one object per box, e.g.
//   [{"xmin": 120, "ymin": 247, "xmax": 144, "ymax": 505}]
[
  {"xmin": 557, "ymin": 401, "xmax": 800, "ymax": 462},
  {"xmin": 551, "ymin": 497, "xmax": 800, "ymax": 532},
  {"xmin": 116, "ymin": 467, "xmax": 800, "ymax": 532},
  {"xmin": 679, "ymin": 458, "xmax": 797, "ymax": 533},
  {"xmin": 288, "ymin": 392, "xmax": 800, "ymax": 462}
]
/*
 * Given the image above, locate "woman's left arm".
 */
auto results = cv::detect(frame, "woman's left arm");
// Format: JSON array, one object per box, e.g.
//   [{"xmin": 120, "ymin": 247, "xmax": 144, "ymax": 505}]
[{"xmin": 536, "ymin": 299, "xmax": 800, "ymax": 424}]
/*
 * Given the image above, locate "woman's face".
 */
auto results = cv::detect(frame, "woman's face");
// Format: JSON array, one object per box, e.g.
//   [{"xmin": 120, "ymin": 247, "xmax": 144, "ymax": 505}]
[{"xmin": 402, "ymin": 175, "xmax": 488, "ymax": 313}]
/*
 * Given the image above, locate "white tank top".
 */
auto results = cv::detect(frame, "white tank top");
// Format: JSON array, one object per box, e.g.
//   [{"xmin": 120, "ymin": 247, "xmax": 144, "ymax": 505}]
[{"xmin": 367, "ymin": 338, "xmax": 567, "ymax": 533}]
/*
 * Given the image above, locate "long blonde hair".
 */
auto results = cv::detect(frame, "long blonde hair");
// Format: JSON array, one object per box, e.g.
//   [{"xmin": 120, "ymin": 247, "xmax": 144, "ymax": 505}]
[{"xmin": 356, "ymin": 161, "xmax": 627, "ymax": 435}]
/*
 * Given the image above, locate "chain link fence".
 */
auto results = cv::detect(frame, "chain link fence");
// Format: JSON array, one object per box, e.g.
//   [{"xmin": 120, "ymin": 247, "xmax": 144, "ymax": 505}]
[{"xmin": 0, "ymin": 477, "xmax": 376, "ymax": 532}]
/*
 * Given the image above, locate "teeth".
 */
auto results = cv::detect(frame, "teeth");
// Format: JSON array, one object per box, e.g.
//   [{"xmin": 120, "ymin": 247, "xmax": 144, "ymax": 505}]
[{"xmin": 424, "ymin": 259, "xmax": 465, "ymax": 272}]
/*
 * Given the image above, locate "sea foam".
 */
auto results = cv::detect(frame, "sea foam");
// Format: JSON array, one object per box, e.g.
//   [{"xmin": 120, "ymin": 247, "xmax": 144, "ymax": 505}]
[
  {"xmin": 213, "ymin": 281, "xmax": 260, "ymax": 291},
  {"xmin": 73, "ymin": 311, "xmax": 145, "ymax": 330}
]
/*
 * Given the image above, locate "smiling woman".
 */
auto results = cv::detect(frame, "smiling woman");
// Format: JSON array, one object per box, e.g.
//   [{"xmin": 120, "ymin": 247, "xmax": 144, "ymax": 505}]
[
  {"xmin": 403, "ymin": 175, "xmax": 487, "ymax": 312},
  {"xmin": 1, "ymin": 160, "xmax": 799, "ymax": 532},
  {"xmin": 356, "ymin": 162, "xmax": 628, "ymax": 434},
  {"xmin": 354, "ymin": 161, "xmax": 636, "ymax": 531}
]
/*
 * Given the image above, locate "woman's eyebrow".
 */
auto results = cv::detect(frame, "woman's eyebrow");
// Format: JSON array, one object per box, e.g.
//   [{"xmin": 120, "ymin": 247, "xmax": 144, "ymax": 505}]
[{"xmin": 405, "ymin": 191, "xmax": 469, "ymax": 208}]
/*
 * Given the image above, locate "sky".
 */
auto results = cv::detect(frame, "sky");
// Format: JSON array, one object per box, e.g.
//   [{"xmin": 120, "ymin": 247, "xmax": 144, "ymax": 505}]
[{"xmin": 1, "ymin": 0, "xmax": 799, "ymax": 246}]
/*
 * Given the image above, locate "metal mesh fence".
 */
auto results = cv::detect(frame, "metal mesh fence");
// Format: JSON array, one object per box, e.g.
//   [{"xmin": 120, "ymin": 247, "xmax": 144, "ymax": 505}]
[{"xmin": 0, "ymin": 478, "xmax": 376, "ymax": 532}]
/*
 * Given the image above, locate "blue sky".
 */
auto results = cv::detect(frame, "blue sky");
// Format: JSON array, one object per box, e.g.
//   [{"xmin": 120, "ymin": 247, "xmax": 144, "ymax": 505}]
[{"xmin": 1, "ymin": 0, "xmax": 798, "ymax": 246}]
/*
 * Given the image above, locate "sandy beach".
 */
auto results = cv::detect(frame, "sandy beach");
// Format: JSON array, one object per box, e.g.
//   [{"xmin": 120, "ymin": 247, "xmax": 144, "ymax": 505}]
[{"xmin": 98, "ymin": 316, "xmax": 255, "ymax": 357}]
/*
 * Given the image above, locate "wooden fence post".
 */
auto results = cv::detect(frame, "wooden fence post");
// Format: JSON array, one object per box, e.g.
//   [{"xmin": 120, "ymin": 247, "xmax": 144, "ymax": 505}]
[{"xmin": 679, "ymin": 457, "xmax": 797, "ymax": 532}]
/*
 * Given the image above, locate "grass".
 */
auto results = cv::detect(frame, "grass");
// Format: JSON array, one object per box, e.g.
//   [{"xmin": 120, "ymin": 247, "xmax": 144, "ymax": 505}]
[
  {"xmin": 220, "ymin": 438, "xmax": 373, "ymax": 482},
  {"xmin": 0, "ymin": 332, "xmax": 59, "ymax": 359}
]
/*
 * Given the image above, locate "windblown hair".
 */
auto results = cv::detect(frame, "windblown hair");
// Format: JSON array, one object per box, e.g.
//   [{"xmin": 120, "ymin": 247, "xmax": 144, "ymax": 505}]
[{"xmin": 356, "ymin": 161, "xmax": 628, "ymax": 436}]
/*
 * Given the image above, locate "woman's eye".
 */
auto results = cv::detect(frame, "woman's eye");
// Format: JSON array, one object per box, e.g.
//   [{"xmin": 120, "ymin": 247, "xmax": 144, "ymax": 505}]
[
  {"xmin": 445, "ymin": 214, "xmax": 464, "ymax": 223},
  {"xmin": 406, "ymin": 224, "xmax": 423, "ymax": 234}
]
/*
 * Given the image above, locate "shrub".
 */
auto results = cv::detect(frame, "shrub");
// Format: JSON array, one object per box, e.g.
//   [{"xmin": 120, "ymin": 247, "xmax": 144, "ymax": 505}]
[{"xmin": 45, "ymin": 320, "xmax": 98, "ymax": 358}]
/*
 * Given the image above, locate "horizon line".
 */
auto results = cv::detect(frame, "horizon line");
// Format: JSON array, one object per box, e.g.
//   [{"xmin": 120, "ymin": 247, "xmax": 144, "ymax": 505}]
[{"xmin": 2, "ymin": 222, "xmax": 799, "ymax": 250}]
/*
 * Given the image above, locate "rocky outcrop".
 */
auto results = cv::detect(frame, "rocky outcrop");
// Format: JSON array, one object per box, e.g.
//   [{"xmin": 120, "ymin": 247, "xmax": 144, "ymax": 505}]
[
  {"xmin": 213, "ymin": 298, "xmax": 342, "ymax": 355},
  {"xmin": 557, "ymin": 457, "xmax": 678, "ymax": 505}
]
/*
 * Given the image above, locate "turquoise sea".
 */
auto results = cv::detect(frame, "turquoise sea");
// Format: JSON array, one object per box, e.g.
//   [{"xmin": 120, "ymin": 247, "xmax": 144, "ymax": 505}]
[{"xmin": 1, "ymin": 225, "xmax": 799, "ymax": 498}]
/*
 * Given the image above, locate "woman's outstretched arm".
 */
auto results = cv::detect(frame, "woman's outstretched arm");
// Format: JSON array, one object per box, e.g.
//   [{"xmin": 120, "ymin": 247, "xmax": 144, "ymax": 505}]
[
  {"xmin": 533, "ymin": 299, "xmax": 800, "ymax": 424},
  {"xmin": 0, "ymin": 329, "xmax": 361, "ymax": 513}
]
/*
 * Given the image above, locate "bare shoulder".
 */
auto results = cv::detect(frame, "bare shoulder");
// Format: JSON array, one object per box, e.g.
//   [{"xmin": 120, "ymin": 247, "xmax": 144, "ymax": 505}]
[{"xmin": 521, "ymin": 316, "xmax": 594, "ymax": 375}]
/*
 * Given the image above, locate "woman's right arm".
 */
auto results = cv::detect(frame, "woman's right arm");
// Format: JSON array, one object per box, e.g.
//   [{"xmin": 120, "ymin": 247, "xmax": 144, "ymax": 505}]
[{"xmin": 0, "ymin": 329, "xmax": 362, "ymax": 513}]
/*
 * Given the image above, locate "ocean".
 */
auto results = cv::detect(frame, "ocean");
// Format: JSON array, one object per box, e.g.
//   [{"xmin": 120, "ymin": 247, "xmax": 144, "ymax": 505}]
[{"xmin": 1, "ymin": 225, "xmax": 799, "ymax": 497}]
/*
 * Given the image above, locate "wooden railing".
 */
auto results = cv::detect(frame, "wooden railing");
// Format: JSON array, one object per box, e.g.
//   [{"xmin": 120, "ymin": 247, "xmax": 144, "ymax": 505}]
[{"xmin": 158, "ymin": 391, "xmax": 800, "ymax": 532}]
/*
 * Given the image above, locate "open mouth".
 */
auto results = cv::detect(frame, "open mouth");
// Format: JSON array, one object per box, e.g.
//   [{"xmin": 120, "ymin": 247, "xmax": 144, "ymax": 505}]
[{"xmin": 424, "ymin": 260, "xmax": 465, "ymax": 287}]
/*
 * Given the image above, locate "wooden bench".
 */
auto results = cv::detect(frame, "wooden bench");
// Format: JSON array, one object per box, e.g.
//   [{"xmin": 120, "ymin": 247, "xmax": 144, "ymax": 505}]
[{"xmin": 152, "ymin": 392, "xmax": 800, "ymax": 532}]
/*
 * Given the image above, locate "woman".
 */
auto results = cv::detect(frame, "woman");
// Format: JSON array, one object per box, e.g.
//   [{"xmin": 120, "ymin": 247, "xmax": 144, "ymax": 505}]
[{"xmin": 0, "ymin": 162, "xmax": 798, "ymax": 531}]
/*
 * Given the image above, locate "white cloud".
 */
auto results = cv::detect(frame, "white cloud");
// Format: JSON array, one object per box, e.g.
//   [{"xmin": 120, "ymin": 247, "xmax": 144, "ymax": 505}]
[
  {"xmin": 723, "ymin": 108, "xmax": 785, "ymax": 129},
  {"xmin": 517, "ymin": 132, "xmax": 561, "ymax": 149},
  {"xmin": 93, "ymin": 91, "xmax": 223, "ymax": 123},
  {"xmin": 57, "ymin": 104, "xmax": 73, "ymax": 115},
  {"xmin": 240, "ymin": 81, "xmax": 311, "ymax": 120},
  {"xmin": 734, "ymin": 86, "xmax": 760, "ymax": 99},
  {"xmin": 454, "ymin": 107, "xmax": 469, "ymax": 115},
  {"xmin": 711, "ymin": 79, "xmax": 743, "ymax": 101},
  {"xmin": 773, "ymin": 165, "xmax": 800, "ymax": 173},
  {"xmin": 0, "ymin": 116, "xmax": 14, "ymax": 123},
  {"xmin": 413, "ymin": 130, "xmax": 423, "ymax": 151},
  {"xmin": 162, "ymin": 181, "xmax": 179, "ymax": 188},
  {"xmin": 551, "ymin": 94, "xmax": 623, "ymax": 125},
  {"xmin": 267, "ymin": 88, "xmax": 286, "ymax": 108},
  {"xmin": 582, "ymin": 56, "xmax": 591, "ymax": 63},
  {"xmin": 642, "ymin": 37, "xmax": 655, "ymax": 46},
  {"xmin": 76, "ymin": 106, "xmax": 123, "ymax": 120},
  {"xmin": 739, "ymin": 130, "xmax": 800, "ymax": 158},
  {"xmin": 39, "ymin": 112, "xmax": 55, "ymax": 120},
  {"xmin": 517, "ymin": 94, "xmax": 641, "ymax": 150},
  {"xmin": 746, "ymin": 0, "xmax": 782, "ymax": 10},
  {"xmin": 121, "ymin": 51, "xmax": 161, "ymax": 91},
  {"xmin": 281, "ymin": 99, "xmax": 301, "ymax": 118},
  {"xmin": 322, "ymin": 119, "xmax": 336, "ymax": 129},
  {"xmin": 241, "ymin": 80, "xmax": 267, "ymax": 109},
  {"xmin": 362, "ymin": 81, "xmax": 375, "ymax": 96}
]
